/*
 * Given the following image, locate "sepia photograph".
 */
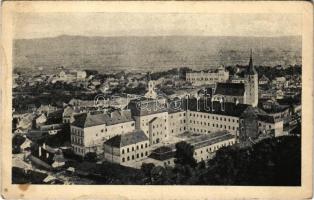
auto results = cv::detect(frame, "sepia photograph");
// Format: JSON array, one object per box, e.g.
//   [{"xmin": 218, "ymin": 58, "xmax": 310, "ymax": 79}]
[{"xmin": 1, "ymin": 1, "xmax": 313, "ymax": 199}]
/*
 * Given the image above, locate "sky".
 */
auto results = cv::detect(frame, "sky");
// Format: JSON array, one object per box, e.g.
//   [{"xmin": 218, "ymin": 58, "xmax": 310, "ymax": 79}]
[{"xmin": 14, "ymin": 12, "xmax": 302, "ymax": 39}]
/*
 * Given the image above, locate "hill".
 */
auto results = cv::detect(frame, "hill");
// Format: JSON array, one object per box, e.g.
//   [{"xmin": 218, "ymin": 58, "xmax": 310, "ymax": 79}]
[{"xmin": 13, "ymin": 35, "xmax": 301, "ymax": 73}]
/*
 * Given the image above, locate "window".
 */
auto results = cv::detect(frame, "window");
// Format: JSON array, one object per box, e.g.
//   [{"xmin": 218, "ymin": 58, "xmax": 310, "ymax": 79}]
[
  {"xmin": 145, "ymin": 143, "xmax": 148, "ymax": 148},
  {"xmin": 141, "ymin": 144, "xmax": 143, "ymax": 149},
  {"xmin": 141, "ymin": 153, "xmax": 144, "ymax": 157},
  {"xmin": 127, "ymin": 156, "xmax": 130, "ymax": 161},
  {"xmin": 132, "ymin": 155, "xmax": 134, "ymax": 160},
  {"xmin": 145, "ymin": 152, "xmax": 148, "ymax": 156},
  {"xmin": 101, "ymin": 129, "xmax": 104, "ymax": 133},
  {"xmin": 132, "ymin": 147, "xmax": 134, "ymax": 151},
  {"xmin": 137, "ymin": 154, "xmax": 139, "ymax": 158},
  {"xmin": 127, "ymin": 148, "xmax": 129, "ymax": 153},
  {"xmin": 122, "ymin": 149, "xmax": 124, "ymax": 154}
]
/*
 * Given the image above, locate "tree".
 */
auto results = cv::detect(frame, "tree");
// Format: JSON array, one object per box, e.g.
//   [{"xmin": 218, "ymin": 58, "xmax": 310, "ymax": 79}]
[
  {"xmin": 174, "ymin": 141, "xmax": 197, "ymax": 168},
  {"xmin": 141, "ymin": 163, "xmax": 155, "ymax": 183},
  {"xmin": 84, "ymin": 152, "xmax": 97, "ymax": 162},
  {"xmin": 151, "ymin": 166, "xmax": 167, "ymax": 184}
]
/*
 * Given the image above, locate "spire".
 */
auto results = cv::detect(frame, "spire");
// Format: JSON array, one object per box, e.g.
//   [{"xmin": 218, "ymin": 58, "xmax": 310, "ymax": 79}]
[{"xmin": 246, "ymin": 49, "xmax": 257, "ymax": 75}]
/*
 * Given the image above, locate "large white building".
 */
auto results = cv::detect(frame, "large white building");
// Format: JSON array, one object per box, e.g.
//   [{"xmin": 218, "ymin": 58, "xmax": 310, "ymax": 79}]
[
  {"xmin": 186, "ymin": 66, "xmax": 229, "ymax": 86},
  {"xmin": 70, "ymin": 110, "xmax": 135, "ymax": 156}
]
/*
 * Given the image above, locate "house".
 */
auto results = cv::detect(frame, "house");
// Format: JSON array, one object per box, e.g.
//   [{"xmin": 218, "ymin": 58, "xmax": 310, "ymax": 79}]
[
  {"xmin": 30, "ymin": 143, "xmax": 66, "ymax": 169},
  {"xmin": 257, "ymin": 115, "xmax": 284, "ymax": 137},
  {"xmin": 35, "ymin": 113, "xmax": 47, "ymax": 128},
  {"xmin": 103, "ymin": 130, "xmax": 149, "ymax": 166},
  {"xmin": 259, "ymin": 75, "xmax": 270, "ymax": 85}
]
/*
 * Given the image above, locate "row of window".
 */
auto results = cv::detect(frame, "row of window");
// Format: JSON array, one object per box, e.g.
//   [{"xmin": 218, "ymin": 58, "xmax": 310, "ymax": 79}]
[
  {"xmin": 189, "ymin": 113, "xmax": 238, "ymax": 123},
  {"xmin": 189, "ymin": 125, "xmax": 238, "ymax": 133},
  {"xmin": 190, "ymin": 123, "xmax": 238, "ymax": 130},
  {"xmin": 71, "ymin": 128, "xmax": 83, "ymax": 136},
  {"xmin": 258, "ymin": 123, "xmax": 272, "ymax": 129},
  {"xmin": 171, "ymin": 126, "xmax": 186, "ymax": 133},
  {"xmin": 74, "ymin": 146, "xmax": 84, "ymax": 154},
  {"xmin": 169, "ymin": 113, "xmax": 186, "ymax": 118},
  {"xmin": 122, "ymin": 151, "xmax": 148, "ymax": 162},
  {"xmin": 121, "ymin": 143, "xmax": 148, "ymax": 154},
  {"xmin": 152, "ymin": 131, "xmax": 166, "ymax": 137},
  {"xmin": 71, "ymin": 136, "xmax": 83, "ymax": 145}
]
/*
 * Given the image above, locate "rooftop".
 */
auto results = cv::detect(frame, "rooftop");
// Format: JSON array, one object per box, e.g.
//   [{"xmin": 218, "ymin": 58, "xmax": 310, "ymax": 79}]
[
  {"xmin": 186, "ymin": 131, "xmax": 235, "ymax": 149},
  {"xmin": 71, "ymin": 110, "xmax": 133, "ymax": 128},
  {"xmin": 104, "ymin": 130, "xmax": 148, "ymax": 148},
  {"xmin": 215, "ymin": 82, "xmax": 245, "ymax": 96},
  {"xmin": 183, "ymin": 98, "xmax": 250, "ymax": 117}
]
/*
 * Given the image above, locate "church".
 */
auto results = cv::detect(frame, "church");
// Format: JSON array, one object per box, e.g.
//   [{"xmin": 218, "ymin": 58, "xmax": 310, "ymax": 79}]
[{"xmin": 213, "ymin": 51, "xmax": 258, "ymax": 107}]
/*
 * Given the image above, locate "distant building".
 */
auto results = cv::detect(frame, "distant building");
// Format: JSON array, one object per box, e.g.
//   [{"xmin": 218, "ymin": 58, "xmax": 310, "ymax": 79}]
[
  {"xmin": 259, "ymin": 75, "xmax": 270, "ymax": 85},
  {"xmin": 212, "ymin": 51, "xmax": 258, "ymax": 107},
  {"xmin": 186, "ymin": 66, "xmax": 229, "ymax": 86},
  {"xmin": 103, "ymin": 130, "xmax": 149, "ymax": 166},
  {"xmin": 144, "ymin": 80, "xmax": 158, "ymax": 99},
  {"xmin": 59, "ymin": 69, "xmax": 87, "ymax": 82}
]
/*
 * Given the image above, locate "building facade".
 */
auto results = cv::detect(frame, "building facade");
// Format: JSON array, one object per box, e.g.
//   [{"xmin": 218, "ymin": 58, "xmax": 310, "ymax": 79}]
[
  {"xmin": 186, "ymin": 66, "xmax": 229, "ymax": 86},
  {"xmin": 103, "ymin": 130, "xmax": 150, "ymax": 166}
]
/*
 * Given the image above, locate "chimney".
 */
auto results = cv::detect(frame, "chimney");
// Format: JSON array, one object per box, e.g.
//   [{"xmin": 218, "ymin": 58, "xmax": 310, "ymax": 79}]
[
  {"xmin": 220, "ymin": 98, "xmax": 225, "ymax": 111},
  {"xmin": 235, "ymin": 99, "xmax": 239, "ymax": 106},
  {"xmin": 211, "ymin": 98, "xmax": 215, "ymax": 112},
  {"xmin": 43, "ymin": 143, "xmax": 46, "ymax": 149},
  {"xmin": 39, "ymin": 146, "xmax": 42, "ymax": 157}
]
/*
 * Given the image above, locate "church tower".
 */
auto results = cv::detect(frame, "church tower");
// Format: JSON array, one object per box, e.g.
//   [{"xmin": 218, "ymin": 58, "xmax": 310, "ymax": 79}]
[{"xmin": 244, "ymin": 50, "xmax": 258, "ymax": 107}]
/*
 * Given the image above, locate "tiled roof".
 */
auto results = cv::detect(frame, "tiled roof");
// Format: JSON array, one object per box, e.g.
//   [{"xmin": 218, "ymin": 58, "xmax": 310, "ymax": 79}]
[
  {"xmin": 215, "ymin": 83, "xmax": 245, "ymax": 96},
  {"xmin": 128, "ymin": 99, "xmax": 168, "ymax": 116},
  {"xmin": 183, "ymin": 98, "xmax": 250, "ymax": 117},
  {"xmin": 71, "ymin": 110, "xmax": 133, "ymax": 128},
  {"xmin": 104, "ymin": 130, "xmax": 148, "ymax": 148},
  {"xmin": 186, "ymin": 131, "xmax": 235, "ymax": 149},
  {"xmin": 246, "ymin": 51, "xmax": 257, "ymax": 75},
  {"xmin": 149, "ymin": 146, "xmax": 175, "ymax": 161}
]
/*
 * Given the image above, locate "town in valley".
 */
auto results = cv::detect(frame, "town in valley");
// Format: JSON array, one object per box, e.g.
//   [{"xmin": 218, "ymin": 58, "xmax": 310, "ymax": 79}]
[{"xmin": 12, "ymin": 46, "xmax": 302, "ymax": 185}]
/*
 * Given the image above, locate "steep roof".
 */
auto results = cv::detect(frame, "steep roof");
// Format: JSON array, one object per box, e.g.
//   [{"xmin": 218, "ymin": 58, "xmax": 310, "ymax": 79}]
[
  {"xmin": 71, "ymin": 110, "xmax": 133, "ymax": 128},
  {"xmin": 246, "ymin": 50, "xmax": 257, "ymax": 75},
  {"xmin": 183, "ymin": 98, "xmax": 250, "ymax": 117},
  {"xmin": 215, "ymin": 83, "xmax": 245, "ymax": 96},
  {"xmin": 104, "ymin": 130, "xmax": 148, "ymax": 148}
]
